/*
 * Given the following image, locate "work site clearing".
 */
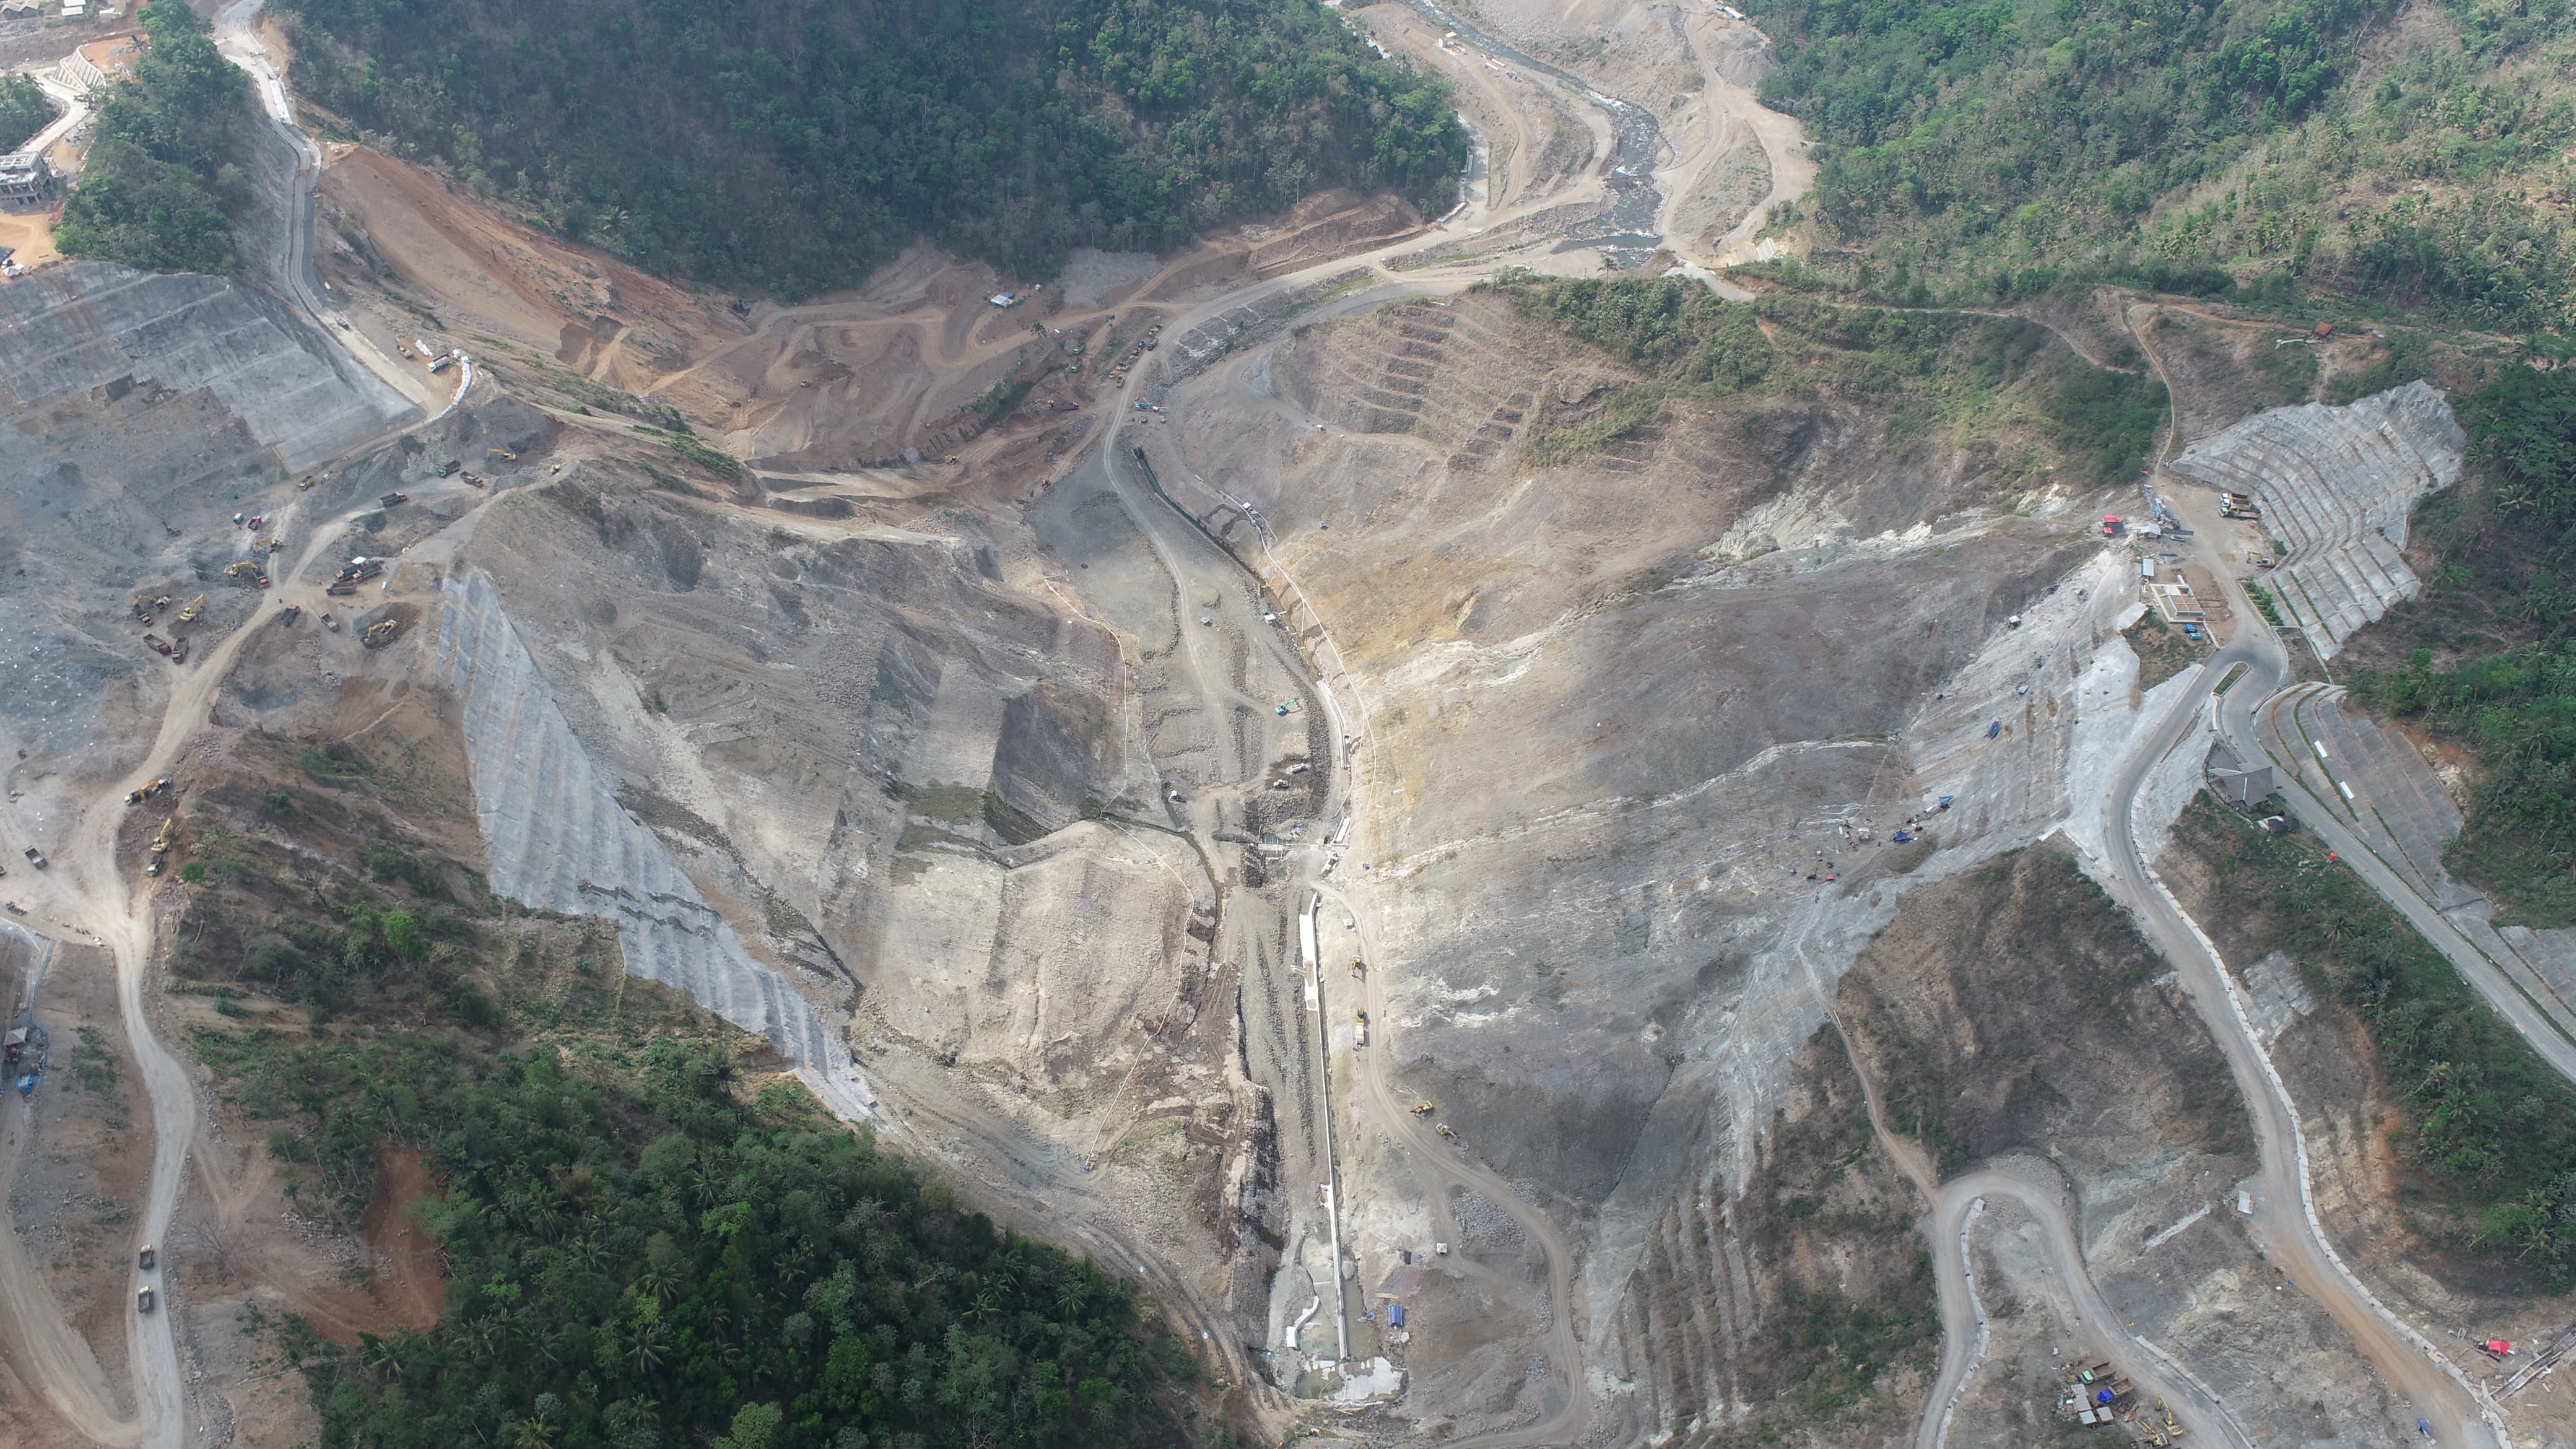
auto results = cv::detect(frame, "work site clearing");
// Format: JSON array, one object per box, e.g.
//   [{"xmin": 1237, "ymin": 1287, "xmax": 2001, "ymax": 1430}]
[{"xmin": 1, "ymin": 1, "xmax": 2573, "ymax": 1447}]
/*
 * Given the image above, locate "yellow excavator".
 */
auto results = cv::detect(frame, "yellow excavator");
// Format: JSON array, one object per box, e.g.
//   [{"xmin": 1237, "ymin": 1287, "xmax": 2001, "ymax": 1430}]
[
  {"xmin": 362, "ymin": 618, "xmax": 401, "ymax": 649},
  {"xmin": 176, "ymin": 594, "xmax": 206, "ymax": 623}
]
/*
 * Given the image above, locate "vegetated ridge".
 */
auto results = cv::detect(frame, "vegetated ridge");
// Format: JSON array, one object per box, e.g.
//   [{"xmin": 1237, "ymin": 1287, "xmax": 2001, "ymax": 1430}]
[
  {"xmin": 53, "ymin": 0, "xmax": 254, "ymax": 274},
  {"xmin": 168, "ymin": 728, "xmax": 1195, "ymax": 1449},
  {"xmin": 2345, "ymin": 360, "xmax": 2576, "ymax": 926},
  {"xmin": 1486, "ymin": 271, "xmax": 2165, "ymax": 481},
  {"xmin": 1742, "ymin": 0, "xmax": 2576, "ymax": 332},
  {"xmin": 273, "ymin": 0, "xmax": 1469, "ymax": 295},
  {"xmin": 2169, "ymin": 793, "xmax": 2576, "ymax": 1284}
]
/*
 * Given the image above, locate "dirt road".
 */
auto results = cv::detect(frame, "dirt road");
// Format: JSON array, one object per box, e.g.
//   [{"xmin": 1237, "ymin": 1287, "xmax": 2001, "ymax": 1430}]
[
  {"xmin": 2250, "ymin": 685, "xmax": 2576, "ymax": 1081},
  {"xmin": 2099, "ymin": 572, "xmax": 2505, "ymax": 1447}
]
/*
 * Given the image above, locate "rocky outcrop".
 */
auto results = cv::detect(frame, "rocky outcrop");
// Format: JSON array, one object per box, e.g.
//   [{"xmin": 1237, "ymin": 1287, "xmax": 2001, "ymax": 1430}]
[{"xmin": 432, "ymin": 567, "xmax": 876, "ymax": 1120}]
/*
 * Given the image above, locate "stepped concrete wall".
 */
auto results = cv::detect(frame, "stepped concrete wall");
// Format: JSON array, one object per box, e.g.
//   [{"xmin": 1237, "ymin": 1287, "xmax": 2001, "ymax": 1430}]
[
  {"xmin": 0, "ymin": 262, "xmax": 412, "ymax": 469},
  {"xmin": 434, "ymin": 568, "xmax": 876, "ymax": 1121},
  {"xmin": 2169, "ymin": 381, "xmax": 2462, "ymax": 658}
]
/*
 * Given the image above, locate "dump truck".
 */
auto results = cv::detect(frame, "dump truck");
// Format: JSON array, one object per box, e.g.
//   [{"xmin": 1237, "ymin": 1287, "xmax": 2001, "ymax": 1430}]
[
  {"xmin": 142, "ymin": 634, "xmax": 170, "ymax": 656},
  {"xmin": 169, "ymin": 637, "xmax": 188, "ymax": 663},
  {"xmin": 380, "ymin": 492, "xmax": 409, "ymax": 508},
  {"xmin": 280, "ymin": 605, "xmax": 301, "ymax": 627},
  {"xmin": 138, "ymin": 1244, "xmax": 155, "ymax": 1270},
  {"xmin": 137, "ymin": 1287, "xmax": 154, "ymax": 1314},
  {"xmin": 335, "ymin": 557, "xmax": 385, "ymax": 583},
  {"xmin": 22, "ymin": 847, "xmax": 44, "ymax": 869},
  {"xmin": 1354, "ymin": 1010, "xmax": 1368, "ymax": 1046}
]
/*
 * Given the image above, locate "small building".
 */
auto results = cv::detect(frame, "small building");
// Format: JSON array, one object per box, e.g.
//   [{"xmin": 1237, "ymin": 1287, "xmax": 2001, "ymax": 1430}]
[
  {"xmin": 0, "ymin": 150, "xmax": 56, "ymax": 207},
  {"xmin": 60, "ymin": 0, "xmax": 88, "ymax": 19},
  {"xmin": 989, "ymin": 291, "xmax": 1018, "ymax": 308},
  {"xmin": 0, "ymin": 1, "xmax": 40, "ymax": 19}
]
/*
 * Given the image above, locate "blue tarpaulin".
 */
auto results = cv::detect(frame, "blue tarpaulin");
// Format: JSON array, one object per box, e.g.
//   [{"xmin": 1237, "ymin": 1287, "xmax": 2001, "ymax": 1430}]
[{"xmin": 1388, "ymin": 1303, "xmax": 1405, "ymax": 1328}]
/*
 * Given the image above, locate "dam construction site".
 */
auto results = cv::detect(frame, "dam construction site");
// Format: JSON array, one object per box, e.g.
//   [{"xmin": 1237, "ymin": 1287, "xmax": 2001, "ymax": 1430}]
[{"xmin": 2, "ymin": 1, "xmax": 2575, "ymax": 1448}]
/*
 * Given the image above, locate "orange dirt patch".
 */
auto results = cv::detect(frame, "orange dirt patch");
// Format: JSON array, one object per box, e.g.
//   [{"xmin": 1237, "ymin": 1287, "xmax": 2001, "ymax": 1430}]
[
  {"xmin": 0, "ymin": 205, "xmax": 62, "ymax": 274},
  {"xmin": 357, "ymin": 1146, "xmax": 445, "ymax": 1333}
]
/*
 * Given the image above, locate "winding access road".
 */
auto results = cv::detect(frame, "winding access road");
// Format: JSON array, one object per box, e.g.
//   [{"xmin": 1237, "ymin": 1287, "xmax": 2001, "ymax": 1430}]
[{"xmin": 2091, "ymin": 564, "xmax": 2504, "ymax": 1447}]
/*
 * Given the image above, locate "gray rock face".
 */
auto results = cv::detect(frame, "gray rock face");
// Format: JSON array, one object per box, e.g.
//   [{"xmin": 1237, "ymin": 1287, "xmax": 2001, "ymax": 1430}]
[
  {"xmin": 0, "ymin": 263, "xmax": 412, "ymax": 470},
  {"xmin": 2169, "ymin": 381, "xmax": 2463, "ymax": 658},
  {"xmin": 433, "ymin": 567, "xmax": 877, "ymax": 1121}
]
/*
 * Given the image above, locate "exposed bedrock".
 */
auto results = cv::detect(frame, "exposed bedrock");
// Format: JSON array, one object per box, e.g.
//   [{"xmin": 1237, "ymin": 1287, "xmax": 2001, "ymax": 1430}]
[{"xmin": 434, "ymin": 566, "xmax": 878, "ymax": 1120}]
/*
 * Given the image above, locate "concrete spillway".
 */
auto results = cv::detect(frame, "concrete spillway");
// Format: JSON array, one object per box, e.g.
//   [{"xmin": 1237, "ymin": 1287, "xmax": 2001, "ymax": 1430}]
[
  {"xmin": 0, "ymin": 262, "xmax": 412, "ymax": 469},
  {"xmin": 433, "ymin": 568, "xmax": 876, "ymax": 1120},
  {"xmin": 2169, "ymin": 381, "xmax": 2463, "ymax": 658}
]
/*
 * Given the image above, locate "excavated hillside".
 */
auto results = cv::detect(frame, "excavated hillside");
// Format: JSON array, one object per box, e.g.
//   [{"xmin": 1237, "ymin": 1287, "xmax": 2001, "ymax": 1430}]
[{"xmin": 1131, "ymin": 284, "xmax": 2216, "ymax": 1435}]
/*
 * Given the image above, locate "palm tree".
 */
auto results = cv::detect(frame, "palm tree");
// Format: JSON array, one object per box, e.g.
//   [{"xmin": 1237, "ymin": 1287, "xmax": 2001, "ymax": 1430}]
[{"xmin": 624, "ymin": 1324, "xmax": 669, "ymax": 1377}]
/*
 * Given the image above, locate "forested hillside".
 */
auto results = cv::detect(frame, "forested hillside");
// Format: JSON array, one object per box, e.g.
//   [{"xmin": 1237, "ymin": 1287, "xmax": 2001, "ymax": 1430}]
[
  {"xmin": 54, "ymin": 0, "xmax": 250, "ymax": 274},
  {"xmin": 0, "ymin": 74, "xmax": 53, "ymax": 153},
  {"xmin": 1746, "ymin": 0, "xmax": 2576, "ymax": 331},
  {"xmin": 275, "ymin": 0, "xmax": 1466, "ymax": 296},
  {"xmin": 173, "ymin": 737, "xmax": 1192, "ymax": 1449}
]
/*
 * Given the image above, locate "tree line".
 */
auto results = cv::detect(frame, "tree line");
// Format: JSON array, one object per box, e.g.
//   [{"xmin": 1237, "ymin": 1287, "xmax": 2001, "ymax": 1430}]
[
  {"xmin": 273, "ymin": 0, "xmax": 1468, "ymax": 297},
  {"xmin": 54, "ymin": 0, "xmax": 252, "ymax": 274}
]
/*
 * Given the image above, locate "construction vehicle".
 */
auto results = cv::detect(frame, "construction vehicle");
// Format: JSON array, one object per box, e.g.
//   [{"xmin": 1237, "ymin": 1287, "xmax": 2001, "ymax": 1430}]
[
  {"xmin": 280, "ymin": 605, "xmax": 301, "ymax": 627},
  {"xmin": 362, "ymin": 618, "xmax": 401, "ymax": 649},
  {"xmin": 138, "ymin": 1244, "xmax": 155, "ymax": 1269},
  {"xmin": 225, "ymin": 561, "xmax": 258, "ymax": 580},
  {"xmin": 380, "ymin": 491, "xmax": 409, "ymax": 508},
  {"xmin": 321, "ymin": 614, "xmax": 340, "ymax": 632},
  {"xmin": 428, "ymin": 354, "xmax": 455, "ymax": 374},
  {"xmin": 334, "ymin": 557, "xmax": 385, "ymax": 583},
  {"xmin": 1411, "ymin": 1102, "xmax": 1435, "ymax": 1116},
  {"xmin": 146, "ymin": 817, "xmax": 175, "ymax": 876},
  {"xmin": 170, "ymin": 637, "xmax": 188, "ymax": 663},
  {"xmin": 136, "ymin": 1287, "xmax": 154, "ymax": 1314},
  {"xmin": 142, "ymin": 633, "xmax": 171, "ymax": 656},
  {"xmin": 133, "ymin": 593, "xmax": 167, "ymax": 620},
  {"xmin": 22, "ymin": 847, "xmax": 44, "ymax": 869},
  {"xmin": 176, "ymin": 594, "xmax": 206, "ymax": 624},
  {"xmin": 1351, "ymin": 955, "xmax": 1365, "ymax": 978},
  {"xmin": 326, "ymin": 579, "xmax": 359, "ymax": 597},
  {"xmin": 436, "ymin": 459, "xmax": 459, "ymax": 477},
  {"xmin": 124, "ymin": 777, "xmax": 171, "ymax": 805},
  {"xmin": 2101, "ymin": 515, "xmax": 2124, "ymax": 537},
  {"xmin": 486, "ymin": 447, "xmax": 517, "ymax": 461},
  {"xmin": 298, "ymin": 474, "xmax": 316, "ymax": 489},
  {"xmin": 1354, "ymin": 1010, "xmax": 1368, "ymax": 1046},
  {"xmin": 252, "ymin": 536, "xmax": 281, "ymax": 554}
]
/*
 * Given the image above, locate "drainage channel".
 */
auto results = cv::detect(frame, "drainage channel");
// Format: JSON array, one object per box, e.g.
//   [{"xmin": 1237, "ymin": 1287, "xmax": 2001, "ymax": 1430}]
[{"xmin": 1397, "ymin": 0, "xmax": 1672, "ymax": 265}]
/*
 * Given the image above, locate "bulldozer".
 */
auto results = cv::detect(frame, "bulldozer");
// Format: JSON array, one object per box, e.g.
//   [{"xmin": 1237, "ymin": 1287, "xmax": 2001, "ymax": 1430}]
[
  {"xmin": 176, "ymin": 594, "xmax": 206, "ymax": 624},
  {"xmin": 362, "ymin": 618, "xmax": 401, "ymax": 649},
  {"xmin": 1411, "ymin": 1102, "xmax": 1435, "ymax": 1116}
]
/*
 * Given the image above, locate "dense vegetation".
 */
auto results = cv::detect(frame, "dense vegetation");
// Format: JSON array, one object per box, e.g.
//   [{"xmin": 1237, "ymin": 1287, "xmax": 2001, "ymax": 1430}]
[
  {"xmin": 2174, "ymin": 793, "xmax": 2576, "ymax": 1283},
  {"xmin": 54, "ymin": 0, "xmax": 250, "ymax": 274},
  {"xmin": 2349, "ymin": 643, "xmax": 2576, "ymax": 925},
  {"xmin": 2343, "ymin": 362, "xmax": 2576, "ymax": 921},
  {"xmin": 0, "ymin": 74, "xmax": 54, "ymax": 154},
  {"xmin": 275, "ymin": 0, "xmax": 1467, "ymax": 296},
  {"xmin": 1487, "ymin": 273, "xmax": 2163, "ymax": 481},
  {"xmin": 175, "ymin": 743, "xmax": 1191, "ymax": 1449},
  {"xmin": 1741, "ymin": 0, "xmax": 2576, "ymax": 330}
]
